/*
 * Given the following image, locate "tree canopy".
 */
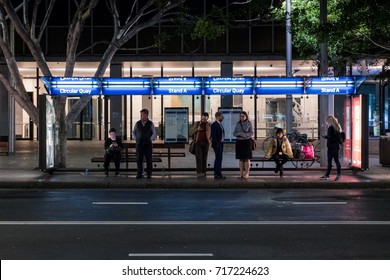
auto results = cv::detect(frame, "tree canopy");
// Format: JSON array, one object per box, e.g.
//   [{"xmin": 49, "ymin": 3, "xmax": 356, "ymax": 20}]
[{"xmin": 275, "ymin": 0, "xmax": 390, "ymax": 70}]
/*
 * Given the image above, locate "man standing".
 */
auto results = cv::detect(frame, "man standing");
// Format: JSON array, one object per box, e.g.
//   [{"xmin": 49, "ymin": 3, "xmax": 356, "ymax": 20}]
[
  {"xmin": 211, "ymin": 111, "xmax": 225, "ymax": 179},
  {"xmin": 132, "ymin": 109, "xmax": 157, "ymax": 179}
]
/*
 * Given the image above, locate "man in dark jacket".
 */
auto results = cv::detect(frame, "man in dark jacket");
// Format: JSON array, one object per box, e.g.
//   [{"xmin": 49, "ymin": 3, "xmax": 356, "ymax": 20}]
[
  {"xmin": 211, "ymin": 111, "xmax": 225, "ymax": 179},
  {"xmin": 132, "ymin": 109, "xmax": 157, "ymax": 179}
]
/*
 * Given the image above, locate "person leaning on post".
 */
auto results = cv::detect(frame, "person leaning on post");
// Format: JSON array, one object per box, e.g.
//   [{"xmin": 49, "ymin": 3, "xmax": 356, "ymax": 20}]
[
  {"xmin": 233, "ymin": 111, "xmax": 254, "ymax": 179},
  {"xmin": 132, "ymin": 108, "xmax": 157, "ymax": 179},
  {"xmin": 104, "ymin": 127, "xmax": 123, "ymax": 177},
  {"xmin": 265, "ymin": 127, "xmax": 293, "ymax": 176},
  {"xmin": 190, "ymin": 112, "xmax": 211, "ymax": 177}
]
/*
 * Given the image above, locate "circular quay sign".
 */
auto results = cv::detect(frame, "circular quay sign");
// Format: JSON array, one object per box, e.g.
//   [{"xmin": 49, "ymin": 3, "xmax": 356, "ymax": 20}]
[{"xmin": 41, "ymin": 76, "xmax": 365, "ymax": 97}]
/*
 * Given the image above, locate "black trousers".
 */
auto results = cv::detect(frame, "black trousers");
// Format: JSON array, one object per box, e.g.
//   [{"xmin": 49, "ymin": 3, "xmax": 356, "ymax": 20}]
[
  {"xmin": 195, "ymin": 141, "xmax": 209, "ymax": 174},
  {"xmin": 272, "ymin": 153, "xmax": 289, "ymax": 168},
  {"xmin": 325, "ymin": 148, "xmax": 341, "ymax": 176},
  {"xmin": 104, "ymin": 152, "xmax": 121, "ymax": 172},
  {"xmin": 136, "ymin": 142, "xmax": 153, "ymax": 176},
  {"xmin": 213, "ymin": 143, "xmax": 224, "ymax": 176}
]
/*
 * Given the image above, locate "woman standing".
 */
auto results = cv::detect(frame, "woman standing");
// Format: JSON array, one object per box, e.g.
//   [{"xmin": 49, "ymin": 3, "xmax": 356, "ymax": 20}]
[
  {"xmin": 190, "ymin": 112, "xmax": 211, "ymax": 177},
  {"xmin": 233, "ymin": 111, "xmax": 254, "ymax": 179},
  {"xmin": 321, "ymin": 115, "xmax": 342, "ymax": 181}
]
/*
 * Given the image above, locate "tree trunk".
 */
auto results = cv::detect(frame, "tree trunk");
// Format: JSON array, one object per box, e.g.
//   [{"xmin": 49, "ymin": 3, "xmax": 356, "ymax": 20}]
[{"xmin": 53, "ymin": 95, "xmax": 67, "ymax": 168}]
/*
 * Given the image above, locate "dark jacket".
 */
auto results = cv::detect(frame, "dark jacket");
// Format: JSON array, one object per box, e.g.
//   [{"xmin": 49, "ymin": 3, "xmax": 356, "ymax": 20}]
[
  {"xmin": 325, "ymin": 126, "xmax": 341, "ymax": 150},
  {"xmin": 132, "ymin": 120, "xmax": 156, "ymax": 145},
  {"xmin": 104, "ymin": 137, "xmax": 123, "ymax": 153},
  {"xmin": 211, "ymin": 121, "xmax": 224, "ymax": 148}
]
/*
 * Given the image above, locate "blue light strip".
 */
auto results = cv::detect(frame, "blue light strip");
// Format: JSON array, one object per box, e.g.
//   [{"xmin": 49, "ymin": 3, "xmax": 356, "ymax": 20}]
[
  {"xmin": 102, "ymin": 78, "xmax": 151, "ymax": 95},
  {"xmin": 256, "ymin": 77, "xmax": 304, "ymax": 95}
]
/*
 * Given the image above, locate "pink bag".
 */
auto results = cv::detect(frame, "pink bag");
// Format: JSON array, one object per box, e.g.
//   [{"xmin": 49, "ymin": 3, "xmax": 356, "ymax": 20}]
[{"xmin": 301, "ymin": 145, "xmax": 314, "ymax": 159}]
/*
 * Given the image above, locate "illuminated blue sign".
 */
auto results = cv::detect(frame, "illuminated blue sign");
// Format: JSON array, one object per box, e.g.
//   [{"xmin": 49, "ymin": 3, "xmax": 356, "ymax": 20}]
[
  {"xmin": 305, "ymin": 77, "xmax": 355, "ymax": 94},
  {"xmin": 41, "ymin": 77, "xmax": 101, "ymax": 96},
  {"xmin": 204, "ymin": 77, "xmax": 254, "ymax": 95},
  {"xmin": 41, "ymin": 76, "xmax": 364, "ymax": 96},
  {"xmin": 102, "ymin": 78, "xmax": 151, "ymax": 95},
  {"xmin": 153, "ymin": 77, "xmax": 202, "ymax": 95},
  {"xmin": 256, "ymin": 77, "xmax": 304, "ymax": 95}
]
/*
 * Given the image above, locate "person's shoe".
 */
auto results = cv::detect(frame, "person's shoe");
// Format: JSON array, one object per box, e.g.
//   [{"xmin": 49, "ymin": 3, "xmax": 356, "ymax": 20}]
[
  {"xmin": 147, "ymin": 174, "xmax": 152, "ymax": 179},
  {"xmin": 335, "ymin": 174, "xmax": 341, "ymax": 181},
  {"xmin": 115, "ymin": 171, "xmax": 119, "ymax": 177},
  {"xmin": 244, "ymin": 173, "xmax": 249, "ymax": 179},
  {"xmin": 197, "ymin": 173, "xmax": 203, "ymax": 178},
  {"xmin": 320, "ymin": 175, "xmax": 330, "ymax": 180},
  {"xmin": 214, "ymin": 175, "xmax": 226, "ymax": 179},
  {"xmin": 136, "ymin": 174, "xmax": 142, "ymax": 179},
  {"xmin": 105, "ymin": 171, "xmax": 109, "ymax": 177},
  {"xmin": 274, "ymin": 166, "xmax": 280, "ymax": 173}
]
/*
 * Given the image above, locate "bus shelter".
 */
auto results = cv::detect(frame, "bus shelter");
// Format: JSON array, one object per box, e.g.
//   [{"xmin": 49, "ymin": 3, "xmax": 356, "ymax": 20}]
[{"xmin": 40, "ymin": 76, "xmax": 367, "ymax": 172}]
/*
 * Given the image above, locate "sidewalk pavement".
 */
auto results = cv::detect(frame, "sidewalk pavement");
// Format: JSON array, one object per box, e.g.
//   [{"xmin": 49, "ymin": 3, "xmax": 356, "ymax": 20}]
[{"xmin": 0, "ymin": 140, "xmax": 389, "ymax": 189}]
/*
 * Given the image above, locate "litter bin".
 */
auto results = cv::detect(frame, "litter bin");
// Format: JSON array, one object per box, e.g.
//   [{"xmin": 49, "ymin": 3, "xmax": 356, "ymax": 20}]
[{"xmin": 379, "ymin": 136, "xmax": 390, "ymax": 166}]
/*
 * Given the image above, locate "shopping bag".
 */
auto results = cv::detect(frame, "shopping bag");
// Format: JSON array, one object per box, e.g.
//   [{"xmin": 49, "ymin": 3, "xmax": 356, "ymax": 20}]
[
  {"xmin": 301, "ymin": 144, "xmax": 314, "ymax": 159},
  {"xmin": 188, "ymin": 140, "xmax": 196, "ymax": 155}
]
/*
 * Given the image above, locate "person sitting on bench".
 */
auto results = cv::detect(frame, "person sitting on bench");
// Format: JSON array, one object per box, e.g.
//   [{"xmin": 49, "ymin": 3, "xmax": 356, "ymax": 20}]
[
  {"xmin": 265, "ymin": 128, "xmax": 293, "ymax": 175},
  {"xmin": 104, "ymin": 128, "xmax": 123, "ymax": 177}
]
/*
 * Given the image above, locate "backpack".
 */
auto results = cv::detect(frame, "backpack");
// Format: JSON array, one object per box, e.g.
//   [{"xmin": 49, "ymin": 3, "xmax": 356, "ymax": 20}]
[{"xmin": 340, "ymin": 131, "xmax": 346, "ymax": 144}]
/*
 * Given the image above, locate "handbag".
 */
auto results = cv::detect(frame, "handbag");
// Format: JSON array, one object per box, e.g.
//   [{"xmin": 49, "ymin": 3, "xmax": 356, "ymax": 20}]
[
  {"xmin": 189, "ymin": 140, "xmax": 196, "ymax": 155},
  {"xmin": 250, "ymin": 138, "xmax": 256, "ymax": 151}
]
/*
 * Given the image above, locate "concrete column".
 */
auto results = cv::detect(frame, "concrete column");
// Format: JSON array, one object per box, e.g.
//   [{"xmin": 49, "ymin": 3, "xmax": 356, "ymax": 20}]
[
  {"xmin": 109, "ymin": 63, "xmax": 124, "ymax": 138},
  {"xmin": 221, "ymin": 62, "xmax": 233, "ymax": 108},
  {"xmin": 0, "ymin": 64, "xmax": 10, "ymax": 153}
]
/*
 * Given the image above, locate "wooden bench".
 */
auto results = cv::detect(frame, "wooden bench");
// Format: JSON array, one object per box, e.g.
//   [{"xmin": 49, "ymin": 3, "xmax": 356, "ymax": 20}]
[
  {"xmin": 91, "ymin": 141, "xmax": 186, "ymax": 169},
  {"xmin": 122, "ymin": 142, "xmax": 186, "ymax": 169},
  {"xmin": 91, "ymin": 156, "xmax": 162, "ymax": 165},
  {"xmin": 251, "ymin": 156, "xmax": 316, "ymax": 169},
  {"xmin": 0, "ymin": 136, "xmax": 9, "ymax": 156}
]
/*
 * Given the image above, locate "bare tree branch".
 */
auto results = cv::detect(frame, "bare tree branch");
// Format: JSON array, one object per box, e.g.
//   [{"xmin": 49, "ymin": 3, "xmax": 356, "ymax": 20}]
[
  {"xmin": 0, "ymin": 0, "xmax": 52, "ymax": 76},
  {"xmin": 38, "ymin": 0, "xmax": 57, "ymax": 41}
]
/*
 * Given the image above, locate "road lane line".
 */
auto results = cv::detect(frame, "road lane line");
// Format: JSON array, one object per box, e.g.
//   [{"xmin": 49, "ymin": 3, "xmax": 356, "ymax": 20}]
[
  {"xmin": 128, "ymin": 253, "xmax": 213, "ymax": 257},
  {"xmin": 92, "ymin": 202, "xmax": 148, "ymax": 205},
  {"xmin": 292, "ymin": 202, "xmax": 347, "ymax": 205},
  {"xmin": 1, "ymin": 221, "xmax": 390, "ymax": 225}
]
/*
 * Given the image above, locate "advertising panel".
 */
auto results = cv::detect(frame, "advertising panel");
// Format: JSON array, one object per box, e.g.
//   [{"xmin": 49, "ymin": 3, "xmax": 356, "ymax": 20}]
[
  {"xmin": 351, "ymin": 96, "xmax": 362, "ymax": 168},
  {"xmin": 164, "ymin": 107, "xmax": 189, "ymax": 143},
  {"xmin": 255, "ymin": 77, "xmax": 304, "ymax": 95},
  {"xmin": 218, "ymin": 107, "xmax": 242, "ymax": 142},
  {"xmin": 102, "ymin": 78, "xmax": 151, "ymax": 95},
  {"xmin": 204, "ymin": 78, "xmax": 253, "ymax": 95},
  {"xmin": 343, "ymin": 97, "xmax": 352, "ymax": 166},
  {"xmin": 153, "ymin": 78, "xmax": 202, "ymax": 95}
]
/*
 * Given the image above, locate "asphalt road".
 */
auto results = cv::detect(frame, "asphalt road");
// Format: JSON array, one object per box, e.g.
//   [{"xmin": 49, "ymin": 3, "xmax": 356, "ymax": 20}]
[{"xmin": 1, "ymin": 188, "xmax": 390, "ymax": 260}]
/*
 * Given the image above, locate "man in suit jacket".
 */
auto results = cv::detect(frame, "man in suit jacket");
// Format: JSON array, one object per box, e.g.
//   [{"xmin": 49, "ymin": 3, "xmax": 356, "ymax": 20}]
[{"xmin": 211, "ymin": 111, "xmax": 225, "ymax": 179}]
